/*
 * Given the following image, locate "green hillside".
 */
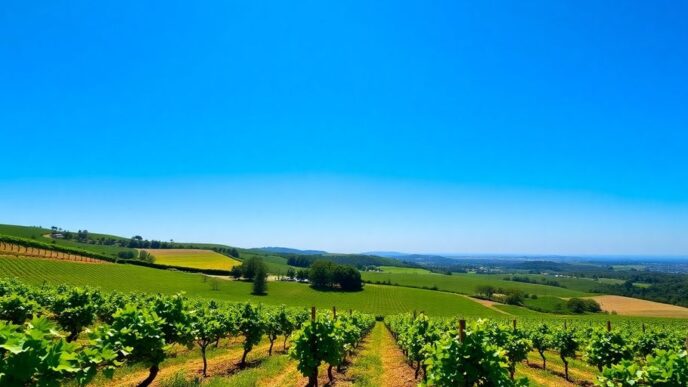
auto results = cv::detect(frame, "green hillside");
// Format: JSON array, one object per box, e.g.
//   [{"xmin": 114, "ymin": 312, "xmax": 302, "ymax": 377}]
[
  {"xmin": 0, "ymin": 224, "xmax": 134, "ymax": 257},
  {"xmin": 361, "ymin": 271, "xmax": 590, "ymax": 297},
  {"xmin": 0, "ymin": 256, "xmax": 500, "ymax": 317}
]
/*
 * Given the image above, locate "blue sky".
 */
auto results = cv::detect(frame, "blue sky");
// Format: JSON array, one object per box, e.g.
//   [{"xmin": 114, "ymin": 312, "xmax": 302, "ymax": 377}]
[{"xmin": 1, "ymin": 1, "xmax": 687, "ymax": 254}]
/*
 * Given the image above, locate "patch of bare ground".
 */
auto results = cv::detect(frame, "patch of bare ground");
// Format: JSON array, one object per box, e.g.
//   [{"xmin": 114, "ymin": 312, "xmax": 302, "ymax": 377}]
[
  {"xmin": 466, "ymin": 296, "xmax": 512, "ymax": 315},
  {"xmin": 516, "ymin": 363, "xmax": 577, "ymax": 387},
  {"xmin": 256, "ymin": 358, "xmax": 301, "ymax": 387},
  {"xmin": 108, "ymin": 341, "xmax": 272, "ymax": 387},
  {"xmin": 525, "ymin": 352, "xmax": 595, "ymax": 386},
  {"xmin": 589, "ymin": 295, "xmax": 688, "ymax": 318},
  {"xmin": 379, "ymin": 324, "xmax": 418, "ymax": 387}
]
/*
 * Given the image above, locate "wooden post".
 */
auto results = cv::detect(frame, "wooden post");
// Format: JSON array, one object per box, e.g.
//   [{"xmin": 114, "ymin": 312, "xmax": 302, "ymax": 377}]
[
  {"xmin": 642, "ymin": 323, "xmax": 646, "ymax": 333},
  {"xmin": 607, "ymin": 321, "xmax": 612, "ymax": 332},
  {"xmin": 513, "ymin": 319, "xmax": 517, "ymax": 330},
  {"xmin": 564, "ymin": 321, "xmax": 567, "ymax": 330},
  {"xmin": 458, "ymin": 320, "xmax": 466, "ymax": 343},
  {"xmin": 311, "ymin": 306, "xmax": 316, "ymax": 321},
  {"xmin": 332, "ymin": 306, "xmax": 337, "ymax": 319}
]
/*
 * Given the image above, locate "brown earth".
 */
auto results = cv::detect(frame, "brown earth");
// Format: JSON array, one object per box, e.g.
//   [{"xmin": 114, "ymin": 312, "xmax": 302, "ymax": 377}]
[{"xmin": 588, "ymin": 295, "xmax": 688, "ymax": 318}]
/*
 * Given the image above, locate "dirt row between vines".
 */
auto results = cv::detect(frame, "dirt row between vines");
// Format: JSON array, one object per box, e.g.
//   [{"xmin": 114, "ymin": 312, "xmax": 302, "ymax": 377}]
[
  {"xmin": 109, "ymin": 339, "xmax": 273, "ymax": 386},
  {"xmin": 254, "ymin": 322, "xmax": 418, "ymax": 387}
]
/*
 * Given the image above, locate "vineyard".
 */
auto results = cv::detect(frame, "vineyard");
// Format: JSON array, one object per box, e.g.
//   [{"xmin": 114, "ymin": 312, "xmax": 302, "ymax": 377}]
[
  {"xmin": 0, "ymin": 241, "xmax": 108, "ymax": 264},
  {"xmin": 386, "ymin": 313, "xmax": 688, "ymax": 386},
  {"xmin": 1, "ymin": 276, "xmax": 688, "ymax": 386}
]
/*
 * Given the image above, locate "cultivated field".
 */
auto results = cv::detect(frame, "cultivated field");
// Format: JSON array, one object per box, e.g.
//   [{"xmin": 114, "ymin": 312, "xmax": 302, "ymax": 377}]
[
  {"xmin": 0, "ymin": 224, "xmax": 134, "ymax": 258},
  {"xmin": 361, "ymin": 271, "xmax": 590, "ymax": 298},
  {"xmin": 590, "ymin": 295, "xmax": 688, "ymax": 318},
  {"xmin": 0, "ymin": 256, "xmax": 501, "ymax": 317},
  {"xmin": 144, "ymin": 248, "xmax": 240, "ymax": 270}
]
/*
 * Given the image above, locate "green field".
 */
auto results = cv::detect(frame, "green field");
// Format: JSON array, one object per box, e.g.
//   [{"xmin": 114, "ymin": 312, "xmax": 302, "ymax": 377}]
[
  {"xmin": 361, "ymin": 271, "xmax": 591, "ymax": 298},
  {"xmin": 377, "ymin": 265, "xmax": 432, "ymax": 274},
  {"xmin": 0, "ymin": 256, "xmax": 501, "ymax": 317},
  {"xmin": 145, "ymin": 249, "xmax": 241, "ymax": 270},
  {"xmin": 0, "ymin": 224, "xmax": 134, "ymax": 257},
  {"xmin": 523, "ymin": 296, "xmax": 568, "ymax": 313}
]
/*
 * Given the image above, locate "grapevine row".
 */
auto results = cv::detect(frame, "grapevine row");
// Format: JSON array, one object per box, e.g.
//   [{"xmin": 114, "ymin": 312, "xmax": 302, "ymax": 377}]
[
  {"xmin": 0, "ymin": 278, "xmax": 373, "ymax": 386},
  {"xmin": 385, "ymin": 313, "xmax": 688, "ymax": 386}
]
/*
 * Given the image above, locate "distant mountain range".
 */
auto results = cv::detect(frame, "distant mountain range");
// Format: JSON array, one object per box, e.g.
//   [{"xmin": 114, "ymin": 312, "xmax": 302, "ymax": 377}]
[
  {"xmin": 362, "ymin": 251, "xmax": 461, "ymax": 266},
  {"xmin": 256, "ymin": 247, "xmax": 327, "ymax": 255}
]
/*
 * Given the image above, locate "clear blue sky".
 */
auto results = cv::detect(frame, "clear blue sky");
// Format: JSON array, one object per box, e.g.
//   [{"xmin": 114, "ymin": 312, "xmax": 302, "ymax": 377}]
[{"xmin": 1, "ymin": 1, "xmax": 687, "ymax": 255}]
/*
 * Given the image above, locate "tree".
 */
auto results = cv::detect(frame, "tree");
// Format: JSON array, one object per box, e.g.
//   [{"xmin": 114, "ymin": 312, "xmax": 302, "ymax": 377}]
[
  {"xmin": 296, "ymin": 269, "xmax": 309, "ymax": 281},
  {"xmin": 503, "ymin": 290, "xmax": 525, "ymax": 305},
  {"xmin": 252, "ymin": 264, "xmax": 268, "ymax": 295},
  {"xmin": 286, "ymin": 267, "xmax": 296, "ymax": 280},
  {"xmin": 240, "ymin": 257, "xmax": 263, "ymax": 281},
  {"xmin": 476, "ymin": 285, "xmax": 496, "ymax": 298},
  {"xmin": 333, "ymin": 265, "xmax": 362, "ymax": 291},
  {"xmin": 229, "ymin": 248, "xmax": 240, "ymax": 258},
  {"xmin": 229, "ymin": 265, "xmax": 243, "ymax": 280},
  {"xmin": 308, "ymin": 261, "xmax": 362, "ymax": 291},
  {"xmin": 309, "ymin": 260, "xmax": 334, "ymax": 288}
]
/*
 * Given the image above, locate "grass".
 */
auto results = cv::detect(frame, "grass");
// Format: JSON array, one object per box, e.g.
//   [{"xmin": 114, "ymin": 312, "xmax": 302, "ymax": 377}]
[
  {"xmin": 523, "ymin": 296, "xmax": 569, "ymax": 314},
  {"xmin": 361, "ymin": 271, "xmax": 591, "ymax": 298},
  {"xmin": 493, "ymin": 304, "xmax": 548, "ymax": 316},
  {"xmin": 0, "ymin": 256, "xmax": 501, "ymax": 317},
  {"xmin": 596, "ymin": 277, "xmax": 626, "ymax": 285},
  {"xmin": 145, "ymin": 249, "xmax": 240, "ymax": 270},
  {"xmin": 377, "ymin": 265, "xmax": 431, "ymax": 274},
  {"xmin": 0, "ymin": 224, "xmax": 134, "ymax": 258},
  {"xmin": 191, "ymin": 355, "xmax": 293, "ymax": 387},
  {"xmin": 344, "ymin": 323, "xmax": 385, "ymax": 386}
]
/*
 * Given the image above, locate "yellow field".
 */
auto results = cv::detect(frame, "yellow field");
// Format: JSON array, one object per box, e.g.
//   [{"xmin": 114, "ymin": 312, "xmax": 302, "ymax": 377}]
[
  {"xmin": 144, "ymin": 249, "xmax": 240, "ymax": 271},
  {"xmin": 589, "ymin": 295, "xmax": 688, "ymax": 318}
]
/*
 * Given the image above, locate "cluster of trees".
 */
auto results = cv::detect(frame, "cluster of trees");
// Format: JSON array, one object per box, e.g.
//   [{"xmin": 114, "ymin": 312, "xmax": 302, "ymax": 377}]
[
  {"xmin": 116, "ymin": 250, "xmax": 154, "ymax": 262},
  {"xmin": 286, "ymin": 267, "xmax": 310, "ymax": 281},
  {"xmin": 49, "ymin": 227, "xmax": 241, "ymax": 259},
  {"xmin": 282, "ymin": 261, "xmax": 363, "ymax": 291},
  {"xmin": 598, "ymin": 275, "xmax": 688, "ymax": 307},
  {"xmin": 229, "ymin": 257, "xmax": 268, "ymax": 295},
  {"xmin": 565, "ymin": 298, "xmax": 602, "ymax": 313},
  {"xmin": 504, "ymin": 275, "xmax": 563, "ymax": 288},
  {"xmin": 308, "ymin": 261, "xmax": 362, "ymax": 291},
  {"xmin": 280, "ymin": 253, "xmax": 407, "ymax": 270},
  {"xmin": 286, "ymin": 256, "xmax": 314, "ymax": 268},
  {"xmin": 212, "ymin": 246, "xmax": 240, "ymax": 258},
  {"xmin": 475, "ymin": 285, "xmax": 526, "ymax": 305}
]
